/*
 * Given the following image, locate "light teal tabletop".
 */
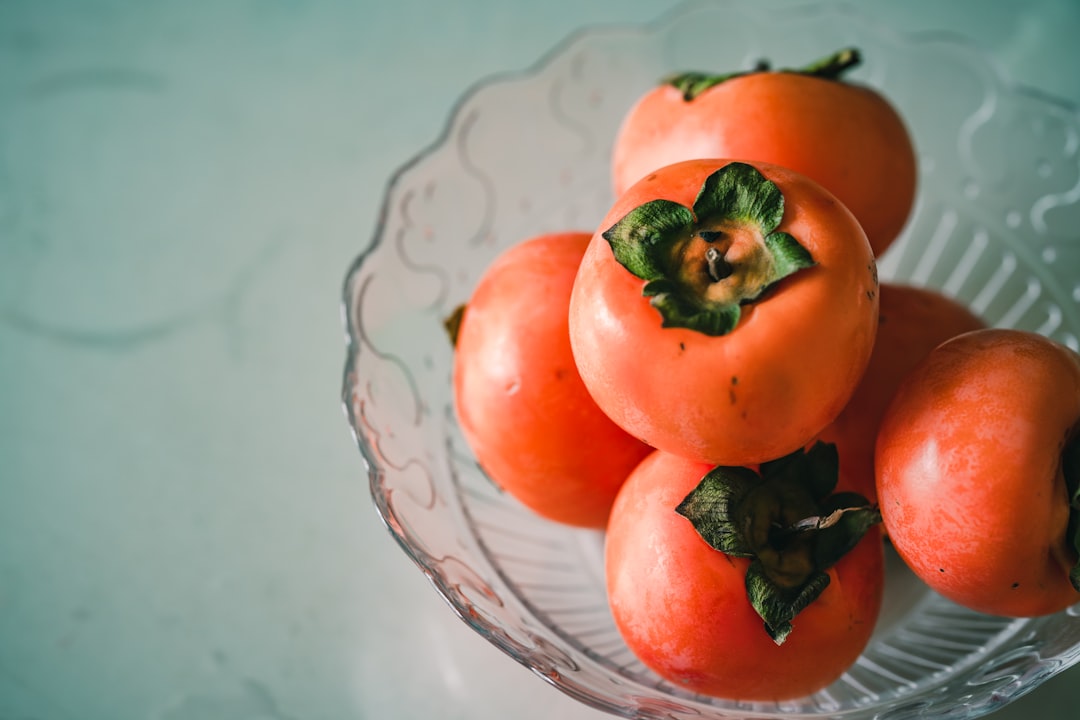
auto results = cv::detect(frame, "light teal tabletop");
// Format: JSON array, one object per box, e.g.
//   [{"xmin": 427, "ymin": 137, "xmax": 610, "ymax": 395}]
[{"xmin": 2, "ymin": 1, "xmax": 1078, "ymax": 718}]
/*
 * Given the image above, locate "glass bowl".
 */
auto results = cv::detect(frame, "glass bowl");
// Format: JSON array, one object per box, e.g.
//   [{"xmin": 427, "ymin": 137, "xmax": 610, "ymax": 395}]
[{"xmin": 341, "ymin": 1, "xmax": 1080, "ymax": 717}]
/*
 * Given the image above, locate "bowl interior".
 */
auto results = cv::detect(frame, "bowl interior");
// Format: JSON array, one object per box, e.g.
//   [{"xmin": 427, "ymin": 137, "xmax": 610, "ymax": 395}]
[{"xmin": 342, "ymin": 1, "xmax": 1080, "ymax": 718}]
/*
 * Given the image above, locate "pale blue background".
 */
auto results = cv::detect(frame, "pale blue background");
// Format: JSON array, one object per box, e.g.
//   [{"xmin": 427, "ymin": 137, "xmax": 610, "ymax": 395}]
[{"xmin": 1, "ymin": 1, "xmax": 1078, "ymax": 718}]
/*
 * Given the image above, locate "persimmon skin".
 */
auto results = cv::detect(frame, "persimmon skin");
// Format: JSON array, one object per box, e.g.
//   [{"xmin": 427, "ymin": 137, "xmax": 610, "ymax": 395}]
[
  {"xmin": 453, "ymin": 232, "xmax": 652, "ymax": 529},
  {"xmin": 606, "ymin": 450, "xmax": 884, "ymax": 701},
  {"xmin": 569, "ymin": 158, "xmax": 879, "ymax": 467},
  {"xmin": 612, "ymin": 71, "xmax": 916, "ymax": 256},
  {"xmin": 818, "ymin": 283, "xmax": 985, "ymax": 501},
  {"xmin": 876, "ymin": 328, "xmax": 1080, "ymax": 617}
]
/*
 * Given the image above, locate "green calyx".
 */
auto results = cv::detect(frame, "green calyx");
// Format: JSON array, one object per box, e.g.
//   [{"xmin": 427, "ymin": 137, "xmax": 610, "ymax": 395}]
[
  {"xmin": 676, "ymin": 442, "xmax": 881, "ymax": 645},
  {"xmin": 444, "ymin": 303, "xmax": 466, "ymax": 347},
  {"xmin": 664, "ymin": 47, "xmax": 862, "ymax": 101},
  {"xmin": 602, "ymin": 162, "xmax": 814, "ymax": 336},
  {"xmin": 1064, "ymin": 435, "xmax": 1080, "ymax": 591}
]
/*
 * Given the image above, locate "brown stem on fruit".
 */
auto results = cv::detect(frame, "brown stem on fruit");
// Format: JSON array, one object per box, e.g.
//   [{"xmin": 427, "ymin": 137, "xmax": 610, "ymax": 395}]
[
  {"xmin": 705, "ymin": 246, "xmax": 733, "ymax": 282},
  {"xmin": 771, "ymin": 504, "xmax": 880, "ymax": 547},
  {"xmin": 797, "ymin": 47, "xmax": 862, "ymax": 80}
]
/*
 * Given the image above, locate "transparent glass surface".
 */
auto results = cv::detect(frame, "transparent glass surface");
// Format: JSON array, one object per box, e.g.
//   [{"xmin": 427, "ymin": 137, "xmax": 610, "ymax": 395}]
[{"xmin": 341, "ymin": 1, "xmax": 1080, "ymax": 717}]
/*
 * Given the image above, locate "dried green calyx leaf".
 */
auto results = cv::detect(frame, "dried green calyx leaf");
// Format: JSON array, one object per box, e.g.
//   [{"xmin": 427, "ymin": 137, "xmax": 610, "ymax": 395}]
[
  {"xmin": 746, "ymin": 564, "xmax": 830, "ymax": 645},
  {"xmin": 603, "ymin": 162, "xmax": 815, "ymax": 337},
  {"xmin": 444, "ymin": 303, "xmax": 466, "ymax": 347},
  {"xmin": 664, "ymin": 47, "xmax": 862, "ymax": 101},
  {"xmin": 674, "ymin": 465, "xmax": 759, "ymax": 557},
  {"xmin": 676, "ymin": 442, "xmax": 881, "ymax": 644},
  {"xmin": 666, "ymin": 69, "xmax": 755, "ymax": 102}
]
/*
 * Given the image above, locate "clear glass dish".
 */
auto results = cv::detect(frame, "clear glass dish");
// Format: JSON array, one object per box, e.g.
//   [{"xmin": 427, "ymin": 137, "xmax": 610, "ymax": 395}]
[{"xmin": 341, "ymin": 1, "xmax": 1080, "ymax": 717}]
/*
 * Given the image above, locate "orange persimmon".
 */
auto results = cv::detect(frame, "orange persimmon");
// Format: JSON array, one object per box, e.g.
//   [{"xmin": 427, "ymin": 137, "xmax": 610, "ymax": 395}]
[
  {"xmin": 606, "ymin": 447, "xmax": 884, "ymax": 700},
  {"xmin": 569, "ymin": 159, "xmax": 878, "ymax": 467},
  {"xmin": 876, "ymin": 328, "xmax": 1080, "ymax": 616},
  {"xmin": 611, "ymin": 48, "xmax": 916, "ymax": 256},
  {"xmin": 452, "ymin": 231, "xmax": 652, "ymax": 528},
  {"xmin": 818, "ymin": 282, "xmax": 985, "ymax": 501}
]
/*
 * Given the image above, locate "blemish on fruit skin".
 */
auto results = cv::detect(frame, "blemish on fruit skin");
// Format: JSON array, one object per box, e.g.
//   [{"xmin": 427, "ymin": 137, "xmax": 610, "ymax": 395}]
[
  {"xmin": 679, "ymin": 342, "xmax": 686, "ymax": 352},
  {"xmin": 1012, "ymin": 582, "xmax": 1020, "ymax": 589}
]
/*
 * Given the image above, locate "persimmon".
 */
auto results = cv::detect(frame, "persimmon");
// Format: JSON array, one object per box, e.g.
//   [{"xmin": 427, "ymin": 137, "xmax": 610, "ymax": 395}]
[
  {"xmin": 817, "ymin": 283, "xmax": 985, "ymax": 501},
  {"xmin": 606, "ymin": 446, "xmax": 883, "ymax": 700},
  {"xmin": 611, "ymin": 48, "xmax": 917, "ymax": 256},
  {"xmin": 451, "ymin": 231, "xmax": 652, "ymax": 529},
  {"xmin": 569, "ymin": 158, "xmax": 878, "ymax": 467},
  {"xmin": 876, "ymin": 328, "xmax": 1080, "ymax": 616}
]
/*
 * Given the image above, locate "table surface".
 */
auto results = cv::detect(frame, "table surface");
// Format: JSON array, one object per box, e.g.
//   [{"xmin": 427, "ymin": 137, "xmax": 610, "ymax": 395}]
[{"xmin": 2, "ymin": 1, "xmax": 1079, "ymax": 718}]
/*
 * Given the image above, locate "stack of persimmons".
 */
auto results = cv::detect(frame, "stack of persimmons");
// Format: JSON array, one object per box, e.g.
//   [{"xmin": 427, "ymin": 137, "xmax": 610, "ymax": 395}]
[{"xmin": 447, "ymin": 48, "xmax": 1080, "ymax": 701}]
